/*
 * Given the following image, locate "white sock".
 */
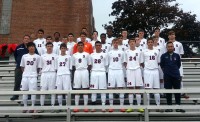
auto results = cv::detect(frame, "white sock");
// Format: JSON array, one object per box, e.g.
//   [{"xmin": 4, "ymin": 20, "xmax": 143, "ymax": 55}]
[
  {"xmin": 136, "ymin": 94, "xmax": 141, "ymax": 106},
  {"xmin": 154, "ymin": 93, "xmax": 160, "ymax": 105},
  {"xmin": 181, "ymin": 82, "xmax": 184, "ymax": 89},
  {"xmin": 160, "ymin": 82, "xmax": 164, "ymax": 89},
  {"xmin": 58, "ymin": 95, "xmax": 62, "ymax": 106},
  {"xmin": 51, "ymin": 94, "xmax": 55, "ymax": 106},
  {"xmin": 65, "ymin": 95, "xmax": 68, "ymax": 106},
  {"xmin": 109, "ymin": 93, "xmax": 113, "ymax": 105},
  {"xmin": 40, "ymin": 95, "xmax": 45, "ymax": 106},
  {"xmin": 91, "ymin": 93, "xmax": 97, "ymax": 102},
  {"xmin": 23, "ymin": 94, "xmax": 28, "ymax": 107},
  {"xmin": 83, "ymin": 94, "xmax": 88, "ymax": 106},
  {"xmin": 101, "ymin": 93, "xmax": 106, "ymax": 104},
  {"xmin": 120, "ymin": 93, "xmax": 124, "ymax": 106},
  {"xmin": 147, "ymin": 93, "xmax": 150, "ymax": 105},
  {"xmin": 31, "ymin": 94, "xmax": 36, "ymax": 107},
  {"xmin": 128, "ymin": 94, "xmax": 133, "ymax": 105},
  {"xmin": 75, "ymin": 95, "xmax": 80, "ymax": 106}
]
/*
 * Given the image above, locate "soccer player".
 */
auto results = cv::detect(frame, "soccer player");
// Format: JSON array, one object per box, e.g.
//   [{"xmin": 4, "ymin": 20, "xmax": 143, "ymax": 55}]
[
  {"xmin": 124, "ymin": 38, "xmax": 144, "ymax": 113},
  {"xmin": 41, "ymin": 36, "xmax": 57, "ymax": 55},
  {"xmin": 67, "ymin": 33, "xmax": 76, "ymax": 55},
  {"xmin": 56, "ymin": 43, "xmax": 72, "ymax": 108},
  {"xmin": 90, "ymin": 31, "xmax": 99, "ymax": 49},
  {"xmin": 56, "ymin": 37, "xmax": 71, "ymax": 55},
  {"xmin": 100, "ymin": 33, "xmax": 111, "ymax": 53},
  {"xmin": 39, "ymin": 42, "xmax": 58, "ymax": 112},
  {"xmin": 76, "ymin": 28, "xmax": 91, "ymax": 42},
  {"xmin": 20, "ymin": 42, "xmax": 40, "ymax": 113},
  {"xmin": 90, "ymin": 41, "xmax": 108, "ymax": 112},
  {"xmin": 72, "ymin": 41, "xmax": 91, "ymax": 112},
  {"xmin": 135, "ymin": 36, "xmax": 144, "ymax": 52},
  {"xmin": 33, "ymin": 29, "xmax": 46, "ymax": 55},
  {"xmin": 106, "ymin": 26, "xmax": 115, "ymax": 45},
  {"xmin": 154, "ymin": 27, "xmax": 165, "ymax": 48},
  {"xmin": 122, "ymin": 29, "xmax": 129, "ymax": 48},
  {"xmin": 142, "ymin": 38, "xmax": 160, "ymax": 110},
  {"xmin": 107, "ymin": 39, "xmax": 125, "ymax": 112},
  {"xmin": 116, "ymin": 34, "xmax": 128, "ymax": 51},
  {"xmin": 138, "ymin": 29, "xmax": 147, "ymax": 49},
  {"xmin": 73, "ymin": 32, "xmax": 93, "ymax": 54},
  {"xmin": 53, "ymin": 32, "xmax": 62, "ymax": 50}
]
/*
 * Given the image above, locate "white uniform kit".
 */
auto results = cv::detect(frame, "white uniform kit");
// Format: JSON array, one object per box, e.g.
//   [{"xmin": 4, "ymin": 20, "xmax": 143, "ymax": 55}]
[
  {"xmin": 40, "ymin": 53, "xmax": 57, "ymax": 106},
  {"xmin": 33, "ymin": 38, "xmax": 46, "ymax": 55},
  {"xmin": 106, "ymin": 37, "xmax": 115, "ymax": 45},
  {"xmin": 154, "ymin": 46, "xmax": 164, "ymax": 80},
  {"xmin": 20, "ymin": 53, "xmax": 40, "ymax": 107}
]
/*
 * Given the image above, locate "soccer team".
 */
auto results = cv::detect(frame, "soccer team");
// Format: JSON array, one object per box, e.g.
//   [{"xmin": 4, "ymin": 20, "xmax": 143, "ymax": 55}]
[{"xmin": 18, "ymin": 27, "xmax": 185, "ymax": 113}]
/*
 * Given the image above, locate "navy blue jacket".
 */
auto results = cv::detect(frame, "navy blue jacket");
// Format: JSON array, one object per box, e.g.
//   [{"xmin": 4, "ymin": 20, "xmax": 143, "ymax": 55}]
[
  {"xmin": 160, "ymin": 52, "xmax": 181, "ymax": 79},
  {"xmin": 14, "ymin": 43, "xmax": 38, "ymax": 68}
]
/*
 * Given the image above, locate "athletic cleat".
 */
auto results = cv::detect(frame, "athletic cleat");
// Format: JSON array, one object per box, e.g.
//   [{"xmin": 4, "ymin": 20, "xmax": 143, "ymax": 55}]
[
  {"xmin": 120, "ymin": 109, "xmax": 126, "ymax": 112},
  {"xmin": 29, "ymin": 110, "xmax": 35, "ymax": 113},
  {"xmin": 83, "ymin": 108, "xmax": 89, "ymax": 112},
  {"xmin": 126, "ymin": 108, "xmax": 134, "ymax": 113},
  {"xmin": 108, "ymin": 109, "xmax": 114, "ymax": 112},
  {"xmin": 22, "ymin": 110, "xmax": 28, "ymax": 113},
  {"xmin": 138, "ymin": 109, "xmax": 144, "ymax": 113},
  {"xmin": 73, "ymin": 109, "xmax": 79, "ymax": 112}
]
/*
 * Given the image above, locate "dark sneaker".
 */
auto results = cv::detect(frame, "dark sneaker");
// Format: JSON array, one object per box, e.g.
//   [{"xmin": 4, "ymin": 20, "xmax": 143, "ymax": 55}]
[
  {"xmin": 10, "ymin": 96, "xmax": 19, "ymax": 101},
  {"xmin": 165, "ymin": 109, "xmax": 173, "ymax": 112},
  {"xmin": 176, "ymin": 109, "xmax": 185, "ymax": 113}
]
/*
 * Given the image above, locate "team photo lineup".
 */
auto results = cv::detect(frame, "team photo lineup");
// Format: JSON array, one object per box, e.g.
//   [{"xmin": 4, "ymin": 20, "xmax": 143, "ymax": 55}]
[{"xmin": 14, "ymin": 26, "xmax": 186, "ymax": 113}]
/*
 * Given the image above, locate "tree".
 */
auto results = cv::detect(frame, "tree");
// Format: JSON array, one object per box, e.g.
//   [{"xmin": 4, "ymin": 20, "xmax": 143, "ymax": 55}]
[{"xmin": 105, "ymin": 0, "xmax": 200, "ymax": 57}]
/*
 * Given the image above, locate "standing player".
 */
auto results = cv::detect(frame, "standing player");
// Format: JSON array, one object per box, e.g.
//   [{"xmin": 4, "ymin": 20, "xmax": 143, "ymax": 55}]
[
  {"xmin": 39, "ymin": 42, "xmax": 57, "ymax": 112},
  {"xmin": 90, "ymin": 31, "xmax": 99, "ymax": 49},
  {"xmin": 122, "ymin": 29, "xmax": 129, "ymax": 48},
  {"xmin": 76, "ymin": 28, "xmax": 91, "ymax": 42},
  {"xmin": 142, "ymin": 38, "xmax": 161, "ymax": 109},
  {"xmin": 20, "ymin": 42, "xmax": 40, "ymax": 113},
  {"xmin": 153, "ymin": 27, "xmax": 165, "ymax": 48},
  {"xmin": 107, "ymin": 39, "xmax": 125, "ymax": 112},
  {"xmin": 67, "ymin": 33, "xmax": 76, "ymax": 55},
  {"xmin": 124, "ymin": 38, "xmax": 144, "ymax": 113},
  {"xmin": 100, "ymin": 33, "xmax": 111, "ymax": 53},
  {"xmin": 106, "ymin": 26, "xmax": 115, "ymax": 45},
  {"xmin": 72, "ymin": 41, "xmax": 91, "ymax": 112},
  {"xmin": 138, "ymin": 29, "xmax": 147, "ymax": 49},
  {"xmin": 41, "ymin": 36, "xmax": 57, "ymax": 55},
  {"xmin": 90, "ymin": 41, "xmax": 108, "ymax": 112},
  {"xmin": 33, "ymin": 29, "xmax": 46, "ymax": 55},
  {"xmin": 56, "ymin": 43, "xmax": 72, "ymax": 108}
]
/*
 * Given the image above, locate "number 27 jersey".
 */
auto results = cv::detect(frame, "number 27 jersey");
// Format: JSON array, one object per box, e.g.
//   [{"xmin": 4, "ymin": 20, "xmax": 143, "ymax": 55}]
[{"xmin": 56, "ymin": 55, "xmax": 72, "ymax": 75}]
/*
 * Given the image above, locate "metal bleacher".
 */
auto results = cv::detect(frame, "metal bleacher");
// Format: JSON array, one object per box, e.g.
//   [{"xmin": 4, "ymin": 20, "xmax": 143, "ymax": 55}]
[{"xmin": 0, "ymin": 58, "xmax": 199, "ymax": 122}]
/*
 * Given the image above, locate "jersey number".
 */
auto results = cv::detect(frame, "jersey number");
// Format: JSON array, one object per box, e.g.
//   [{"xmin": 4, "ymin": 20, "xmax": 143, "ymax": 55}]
[
  {"xmin": 27, "ymin": 61, "xmax": 34, "ymax": 65},
  {"xmin": 113, "ymin": 57, "xmax": 119, "ymax": 62},
  {"xmin": 129, "ymin": 56, "xmax": 136, "ymax": 61},
  {"xmin": 38, "ymin": 44, "xmax": 42, "ymax": 47},
  {"xmin": 46, "ymin": 60, "xmax": 52, "ymax": 65},
  {"xmin": 78, "ymin": 58, "xmax": 82, "ymax": 63},
  {"xmin": 94, "ymin": 59, "xmax": 101, "ymax": 64},
  {"xmin": 59, "ymin": 62, "xmax": 66, "ymax": 66},
  {"xmin": 149, "ymin": 56, "xmax": 155, "ymax": 60}
]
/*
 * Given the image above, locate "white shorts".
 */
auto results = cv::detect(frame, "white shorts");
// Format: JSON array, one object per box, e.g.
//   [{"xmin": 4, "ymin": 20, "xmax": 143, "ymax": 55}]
[
  {"xmin": 90, "ymin": 71, "xmax": 107, "ymax": 89},
  {"xmin": 126, "ymin": 68, "xmax": 143, "ymax": 87},
  {"xmin": 180, "ymin": 62, "xmax": 184, "ymax": 77},
  {"xmin": 108, "ymin": 69, "xmax": 125, "ymax": 88},
  {"xmin": 144, "ymin": 69, "xmax": 160, "ymax": 89},
  {"xmin": 20, "ymin": 77, "xmax": 37, "ymax": 91},
  {"xmin": 73, "ymin": 69, "xmax": 89, "ymax": 88},
  {"xmin": 158, "ymin": 66, "xmax": 164, "ymax": 80},
  {"xmin": 56, "ymin": 74, "xmax": 72, "ymax": 90},
  {"xmin": 40, "ymin": 72, "xmax": 56, "ymax": 90}
]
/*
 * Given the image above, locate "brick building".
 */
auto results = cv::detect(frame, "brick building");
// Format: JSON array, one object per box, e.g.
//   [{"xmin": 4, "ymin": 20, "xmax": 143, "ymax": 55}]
[{"xmin": 0, "ymin": 0, "xmax": 94, "ymax": 44}]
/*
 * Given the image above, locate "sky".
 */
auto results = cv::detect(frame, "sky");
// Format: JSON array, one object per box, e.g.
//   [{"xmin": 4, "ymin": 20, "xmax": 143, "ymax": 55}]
[{"xmin": 92, "ymin": 0, "xmax": 200, "ymax": 35}]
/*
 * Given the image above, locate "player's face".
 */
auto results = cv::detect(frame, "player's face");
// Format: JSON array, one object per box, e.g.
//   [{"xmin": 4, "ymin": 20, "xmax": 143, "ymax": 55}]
[
  {"xmin": 46, "ymin": 44, "xmax": 53, "ymax": 53},
  {"xmin": 139, "ymin": 32, "xmax": 144, "ymax": 38},
  {"xmin": 80, "ymin": 34, "xmax": 86, "ymax": 42},
  {"xmin": 153, "ymin": 38, "xmax": 158, "ymax": 45},
  {"xmin": 100, "ymin": 35, "xmax": 106, "ymax": 43},
  {"xmin": 95, "ymin": 43, "xmax": 102, "ymax": 52},
  {"xmin": 122, "ymin": 31, "xmax": 127, "ymax": 38},
  {"xmin": 129, "ymin": 40, "xmax": 136, "ymax": 47},
  {"xmin": 23, "ymin": 36, "xmax": 30, "ymax": 44},
  {"xmin": 68, "ymin": 35, "xmax": 74, "ymax": 41},
  {"xmin": 54, "ymin": 33, "xmax": 60, "ymax": 40},
  {"xmin": 92, "ymin": 32, "xmax": 98, "ymax": 40},
  {"xmin": 60, "ymin": 47, "xmax": 67, "ymax": 53},
  {"xmin": 28, "ymin": 46, "xmax": 35, "ymax": 53},
  {"xmin": 107, "ymin": 29, "xmax": 113, "ymax": 36},
  {"xmin": 112, "ymin": 40, "xmax": 118, "ymax": 49},
  {"xmin": 147, "ymin": 40, "xmax": 154, "ymax": 48},
  {"xmin": 168, "ymin": 33, "xmax": 176, "ymax": 40},
  {"xmin": 62, "ymin": 38, "xmax": 68, "ymax": 43},
  {"xmin": 46, "ymin": 38, "xmax": 52, "ymax": 43},
  {"xmin": 135, "ymin": 37, "xmax": 140, "ymax": 45},
  {"xmin": 38, "ymin": 31, "xmax": 44, "ymax": 38},
  {"xmin": 77, "ymin": 44, "xmax": 84, "ymax": 52},
  {"xmin": 118, "ymin": 37, "xmax": 123, "ymax": 44},
  {"xmin": 167, "ymin": 43, "xmax": 174, "ymax": 53},
  {"xmin": 82, "ymin": 29, "xmax": 88, "ymax": 34},
  {"xmin": 154, "ymin": 29, "xmax": 160, "ymax": 37}
]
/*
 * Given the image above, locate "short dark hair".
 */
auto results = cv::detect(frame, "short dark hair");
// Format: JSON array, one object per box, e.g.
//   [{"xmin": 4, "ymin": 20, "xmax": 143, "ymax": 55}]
[
  {"xmin": 95, "ymin": 41, "xmax": 101, "ymax": 45},
  {"xmin": 154, "ymin": 27, "xmax": 160, "ymax": 32},
  {"xmin": 106, "ymin": 26, "xmax": 113, "ymax": 30},
  {"xmin": 147, "ymin": 37, "xmax": 154, "ymax": 43},
  {"xmin": 45, "ymin": 42, "xmax": 53, "ymax": 47},
  {"xmin": 138, "ymin": 29, "xmax": 144, "ymax": 33},
  {"xmin": 152, "ymin": 36, "xmax": 158, "ymax": 40},
  {"xmin": 27, "ymin": 42, "xmax": 35, "ymax": 48},
  {"xmin": 100, "ymin": 33, "xmax": 106, "ymax": 37},
  {"xmin": 46, "ymin": 36, "xmax": 52, "ymax": 39},
  {"xmin": 68, "ymin": 33, "xmax": 74, "ymax": 37},
  {"xmin": 93, "ymin": 31, "xmax": 98, "ymax": 35},
  {"xmin": 117, "ymin": 34, "xmax": 123, "ymax": 38},
  {"xmin": 128, "ymin": 38, "xmax": 136, "ymax": 43},
  {"xmin": 77, "ymin": 41, "xmax": 84, "ymax": 46},
  {"xmin": 168, "ymin": 30, "xmax": 175, "ymax": 35},
  {"xmin": 60, "ymin": 43, "xmax": 67, "ymax": 49},
  {"xmin": 166, "ymin": 41, "xmax": 173, "ymax": 46},
  {"xmin": 121, "ymin": 29, "xmax": 127, "ymax": 32},
  {"xmin": 112, "ymin": 38, "xmax": 118, "ymax": 43},
  {"xmin": 38, "ymin": 29, "xmax": 44, "ymax": 34},
  {"xmin": 82, "ymin": 27, "xmax": 87, "ymax": 30},
  {"xmin": 54, "ymin": 32, "xmax": 60, "ymax": 37},
  {"xmin": 23, "ymin": 34, "xmax": 31, "ymax": 39},
  {"xmin": 80, "ymin": 32, "xmax": 87, "ymax": 36}
]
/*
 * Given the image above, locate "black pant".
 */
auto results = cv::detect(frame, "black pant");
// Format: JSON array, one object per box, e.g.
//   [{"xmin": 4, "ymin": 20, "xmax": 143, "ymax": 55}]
[
  {"xmin": 164, "ymin": 76, "xmax": 181, "ymax": 105},
  {"xmin": 13, "ymin": 68, "xmax": 22, "ymax": 97}
]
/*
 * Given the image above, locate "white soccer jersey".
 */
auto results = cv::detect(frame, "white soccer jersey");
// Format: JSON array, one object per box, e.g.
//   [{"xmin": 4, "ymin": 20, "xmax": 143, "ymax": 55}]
[
  {"xmin": 76, "ymin": 37, "xmax": 91, "ymax": 42},
  {"xmin": 108, "ymin": 49, "xmax": 125, "ymax": 70},
  {"xmin": 143, "ymin": 49, "xmax": 160, "ymax": 69},
  {"xmin": 57, "ymin": 50, "xmax": 71, "ymax": 56},
  {"xmin": 67, "ymin": 42, "xmax": 76, "ymax": 55},
  {"xmin": 124, "ymin": 49, "xmax": 143, "ymax": 70},
  {"xmin": 122, "ymin": 39, "xmax": 129, "ymax": 48},
  {"xmin": 111, "ymin": 45, "xmax": 127, "ymax": 52},
  {"xmin": 20, "ymin": 54, "xmax": 41, "ymax": 77},
  {"xmin": 102, "ymin": 43, "xmax": 111, "ymax": 53},
  {"xmin": 40, "ymin": 53, "xmax": 58, "ymax": 72},
  {"xmin": 90, "ymin": 52, "xmax": 108, "ymax": 72},
  {"xmin": 153, "ymin": 45, "xmax": 164, "ymax": 56},
  {"xmin": 136, "ymin": 45, "xmax": 144, "ymax": 52},
  {"xmin": 90, "ymin": 40, "xmax": 97, "ymax": 49},
  {"xmin": 53, "ymin": 41, "xmax": 62, "ymax": 49},
  {"xmin": 33, "ymin": 38, "xmax": 46, "ymax": 55},
  {"xmin": 140, "ymin": 38, "xmax": 147, "ymax": 49},
  {"xmin": 106, "ymin": 37, "xmax": 115, "ymax": 45},
  {"xmin": 56, "ymin": 55, "xmax": 72, "ymax": 75},
  {"xmin": 158, "ymin": 37, "xmax": 165, "ymax": 48},
  {"xmin": 164, "ymin": 41, "xmax": 184, "ymax": 55},
  {"xmin": 72, "ymin": 52, "xmax": 91, "ymax": 70},
  {"xmin": 41, "ymin": 46, "xmax": 58, "ymax": 55}
]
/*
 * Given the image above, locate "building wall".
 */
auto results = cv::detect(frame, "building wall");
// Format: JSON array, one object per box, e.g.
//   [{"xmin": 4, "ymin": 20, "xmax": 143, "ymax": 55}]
[{"xmin": 0, "ymin": 0, "xmax": 94, "ymax": 44}]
